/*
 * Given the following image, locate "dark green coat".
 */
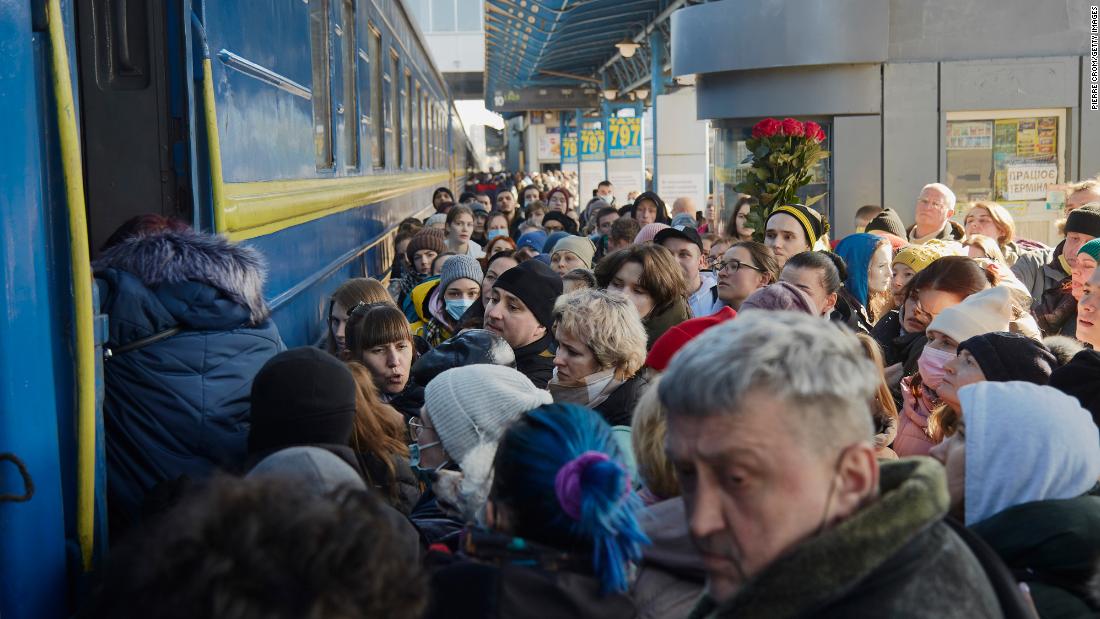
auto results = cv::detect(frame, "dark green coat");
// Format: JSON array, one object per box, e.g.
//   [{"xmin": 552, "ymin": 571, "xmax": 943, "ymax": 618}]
[
  {"xmin": 971, "ymin": 491, "xmax": 1100, "ymax": 619},
  {"xmin": 688, "ymin": 458, "xmax": 1007, "ymax": 618}
]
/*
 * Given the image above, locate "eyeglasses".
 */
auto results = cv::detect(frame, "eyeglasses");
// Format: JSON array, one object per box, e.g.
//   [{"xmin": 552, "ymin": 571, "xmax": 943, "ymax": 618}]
[
  {"xmin": 715, "ymin": 259, "xmax": 764, "ymax": 274},
  {"xmin": 917, "ymin": 198, "xmax": 946, "ymax": 209},
  {"xmin": 408, "ymin": 416, "xmax": 432, "ymax": 442}
]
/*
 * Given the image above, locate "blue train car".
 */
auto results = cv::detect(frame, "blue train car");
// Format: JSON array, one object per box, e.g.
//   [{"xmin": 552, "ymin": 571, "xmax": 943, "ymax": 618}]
[{"xmin": 0, "ymin": 1, "xmax": 471, "ymax": 616}]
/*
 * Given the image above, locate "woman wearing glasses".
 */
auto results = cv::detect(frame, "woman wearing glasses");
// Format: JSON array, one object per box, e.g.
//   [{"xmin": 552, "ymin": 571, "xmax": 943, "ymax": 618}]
[
  {"xmin": 714, "ymin": 241, "xmax": 779, "ymax": 311},
  {"xmin": 346, "ymin": 302, "xmax": 424, "ymax": 420},
  {"xmin": 891, "ymin": 257, "xmax": 996, "ymax": 456}
]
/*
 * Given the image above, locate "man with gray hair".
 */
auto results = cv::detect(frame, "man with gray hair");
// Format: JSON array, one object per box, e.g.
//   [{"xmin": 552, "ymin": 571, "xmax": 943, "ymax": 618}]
[
  {"xmin": 661, "ymin": 311, "xmax": 1005, "ymax": 617},
  {"xmin": 907, "ymin": 182, "xmax": 964, "ymax": 243}
]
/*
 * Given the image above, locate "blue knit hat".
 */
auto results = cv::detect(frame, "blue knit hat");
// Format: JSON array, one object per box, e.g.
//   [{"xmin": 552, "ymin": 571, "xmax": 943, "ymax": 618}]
[{"xmin": 516, "ymin": 230, "xmax": 548, "ymax": 252}]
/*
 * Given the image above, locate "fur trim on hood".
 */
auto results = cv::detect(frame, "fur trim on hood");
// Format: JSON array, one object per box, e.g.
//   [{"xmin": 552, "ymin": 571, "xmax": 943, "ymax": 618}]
[{"xmin": 94, "ymin": 230, "xmax": 270, "ymax": 324}]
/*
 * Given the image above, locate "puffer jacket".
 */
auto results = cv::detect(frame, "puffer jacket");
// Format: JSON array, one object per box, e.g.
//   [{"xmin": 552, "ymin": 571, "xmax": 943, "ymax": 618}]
[
  {"xmin": 409, "ymin": 278, "xmax": 455, "ymax": 349},
  {"xmin": 95, "ymin": 231, "xmax": 284, "ymax": 537}
]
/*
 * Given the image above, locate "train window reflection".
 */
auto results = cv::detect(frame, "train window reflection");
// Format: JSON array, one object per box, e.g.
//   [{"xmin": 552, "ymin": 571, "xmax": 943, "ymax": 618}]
[{"xmin": 309, "ymin": 0, "xmax": 334, "ymax": 170}]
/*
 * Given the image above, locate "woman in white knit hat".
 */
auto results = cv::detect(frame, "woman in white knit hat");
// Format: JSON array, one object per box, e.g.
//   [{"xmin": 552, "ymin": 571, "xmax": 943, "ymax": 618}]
[{"xmin": 409, "ymin": 364, "xmax": 552, "ymax": 541}]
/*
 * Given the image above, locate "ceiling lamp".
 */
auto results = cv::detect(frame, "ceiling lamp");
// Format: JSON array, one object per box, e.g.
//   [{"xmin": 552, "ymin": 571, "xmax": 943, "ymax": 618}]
[
  {"xmin": 634, "ymin": 88, "xmax": 649, "ymax": 100},
  {"xmin": 603, "ymin": 89, "xmax": 618, "ymax": 100},
  {"xmin": 615, "ymin": 38, "xmax": 640, "ymax": 58}
]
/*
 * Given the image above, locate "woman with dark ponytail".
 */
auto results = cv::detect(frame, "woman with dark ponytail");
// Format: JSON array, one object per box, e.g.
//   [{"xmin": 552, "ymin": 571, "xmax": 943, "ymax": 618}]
[{"xmin": 424, "ymin": 403, "xmax": 649, "ymax": 618}]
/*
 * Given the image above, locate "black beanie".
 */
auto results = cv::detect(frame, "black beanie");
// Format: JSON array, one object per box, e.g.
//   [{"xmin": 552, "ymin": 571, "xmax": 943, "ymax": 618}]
[
  {"xmin": 864, "ymin": 208, "xmax": 907, "ymax": 239},
  {"xmin": 492, "ymin": 259, "xmax": 563, "ymax": 329},
  {"xmin": 1065, "ymin": 205, "xmax": 1100, "ymax": 238},
  {"xmin": 1049, "ymin": 349, "xmax": 1100, "ymax": 428},
  {"xmin": 541, "ymin": 211, "xmax": 578, "ymax": 235},
  {"xmin": 248, "ymin": 348, "xmax": 357, "ymax": 454},
  {"xmin": 957, "ymin": 332, "xmax": 1056, "ymax": 385}
]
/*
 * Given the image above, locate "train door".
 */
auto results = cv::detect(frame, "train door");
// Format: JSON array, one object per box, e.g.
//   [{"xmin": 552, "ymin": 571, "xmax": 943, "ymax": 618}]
[{"xmin": 74, "ymin": 0, "xmax": 192, "ymax": 254}]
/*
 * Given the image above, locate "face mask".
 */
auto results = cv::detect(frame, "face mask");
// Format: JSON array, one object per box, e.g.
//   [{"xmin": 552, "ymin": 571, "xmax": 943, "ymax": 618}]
[
  {"xmin": 445, "ymin": 298, "xmax": 474, "ymax": 321},
  {"xmin": 486, "ymin": 229, "xmax": 507, "ymax": 241},
  {"xmin": 409, "ymin": 441, "xmax": 450, "ymax": 484},
  {"xmin": 917, "ymin": 346, "xmax": 955, "ymax": 391}
]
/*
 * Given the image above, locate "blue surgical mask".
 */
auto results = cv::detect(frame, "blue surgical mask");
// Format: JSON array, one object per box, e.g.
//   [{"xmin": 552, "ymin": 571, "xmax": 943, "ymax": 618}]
[
  {"xmin": 486, "ymin": 229, "xmax": 507, "ymax": 241},
  {"xmin": 409, "ymin": 441, "xmax": 450, "ymax": 484},
  {"xmin": 445, "ymin": 298, "xmax": 474, "ymax": 320}
]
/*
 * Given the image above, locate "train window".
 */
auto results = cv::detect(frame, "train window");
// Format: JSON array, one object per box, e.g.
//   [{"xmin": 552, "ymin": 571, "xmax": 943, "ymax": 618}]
[
  {"xmin": 419, "ymin": 89, "xmax": 427, "ymax": 168},
  {"xmin": 405, "ymin": 72, "xmax": 413, "ymax": 168},
  {"xmin": 410, "ymin": 82, "xmax": 418, "ymax": 169},
  {"xmin": 391, "ymin": 50, "xmax": 401, "ymax": 168},
  {"xmin": 369, "ymin": 25, "xmax": 383, "ymax": 168},
  {"xmin": 341, "ymin": 0, "xmax": 359, "ymax": 170},
  {"xmin": 309, "ymin": 0, "xmax": 334, "ymax": 170}
]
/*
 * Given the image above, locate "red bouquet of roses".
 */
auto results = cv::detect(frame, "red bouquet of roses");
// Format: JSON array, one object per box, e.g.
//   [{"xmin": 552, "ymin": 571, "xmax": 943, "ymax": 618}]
[{"xmin": 735, "ymin": 118, "xmax": 829, "ymax": 241}]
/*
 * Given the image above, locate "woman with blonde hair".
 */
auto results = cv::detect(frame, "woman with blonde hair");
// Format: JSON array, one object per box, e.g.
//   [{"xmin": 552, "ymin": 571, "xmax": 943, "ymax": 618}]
[
  {"xmin": 855, "ymin": 333, "xmax": 899, "ymax": 460},
  {"xmin": 549, "ymin": 288, "xmax": 650, "ymax": 426},
  {"xmin": 346, "ymin": 362, "xmax": 419, "ymax": 514},
  {"xmin": 962, "ymin": 201, "xmax": 1040, "ymax": 265},
  {"xmin": 324, "ymin": 278, "xmax": 392, "ymax": 357},
  {"xmin": 629, "ymin": 375, "xmax": 705, "ymax": 619}
]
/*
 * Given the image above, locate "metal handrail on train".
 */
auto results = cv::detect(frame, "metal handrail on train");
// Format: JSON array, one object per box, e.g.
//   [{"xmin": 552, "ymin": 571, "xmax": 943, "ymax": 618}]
[{"xmin": 46, "ymin": 0, "xmax": 97, "ymax": 572}]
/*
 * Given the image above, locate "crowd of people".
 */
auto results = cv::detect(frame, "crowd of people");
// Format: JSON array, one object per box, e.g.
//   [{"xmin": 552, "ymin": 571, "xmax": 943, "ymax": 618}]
[{"xmin": 82, "ymin": 174, "xmax": 1100, "ymax": 618}]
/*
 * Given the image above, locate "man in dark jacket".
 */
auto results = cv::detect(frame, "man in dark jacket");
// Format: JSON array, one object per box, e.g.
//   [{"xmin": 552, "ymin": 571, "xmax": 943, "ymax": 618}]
[
  {"xmin": 95, "ymin": 227, "xmax": 283, "ymax": 538},
  {"xmin": 484, "ymin": 260, "xmax": 562, "ymax": 389},
  {"xmin": 660, "ymin": 311, "xmax": 1010, "ymax": 618}
]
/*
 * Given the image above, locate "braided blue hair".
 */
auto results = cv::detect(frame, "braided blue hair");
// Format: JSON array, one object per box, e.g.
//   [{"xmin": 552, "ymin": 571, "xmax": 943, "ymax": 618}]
[{"xmin": 491, "ymin": 403, "xmax": 649, "ymax": 592}]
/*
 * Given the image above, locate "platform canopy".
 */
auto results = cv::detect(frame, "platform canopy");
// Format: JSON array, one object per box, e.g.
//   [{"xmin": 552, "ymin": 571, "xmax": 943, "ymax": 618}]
[{"xmin": 484, "ymin": 0, "xmax": 696, "ymax": 112}]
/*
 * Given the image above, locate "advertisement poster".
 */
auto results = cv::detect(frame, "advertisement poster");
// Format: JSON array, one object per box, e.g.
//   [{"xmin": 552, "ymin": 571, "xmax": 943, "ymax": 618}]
[
  {"xmin": 946, "ymin": 121, "xmax": 993, "ymax": 150},
  {"xmin": 579, "ymin": 129, "xmax": 605, "ymax": 162},
  {"xmin": 561, "ymin": 136, "xmax": 578, "ymax": 164},
  {"xmin": 538, "ymin": 132, "xmax": 561, "ymax": 160},
  {"xmin": 607, "ymin": 118, "xmax": 642, "ymax": 159}
]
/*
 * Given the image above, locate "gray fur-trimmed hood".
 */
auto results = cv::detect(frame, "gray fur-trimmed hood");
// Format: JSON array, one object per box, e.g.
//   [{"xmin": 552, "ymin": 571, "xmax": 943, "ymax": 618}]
[{"xmin": 94, "ymin": 230, "xmax": 270, "ymax": 324}]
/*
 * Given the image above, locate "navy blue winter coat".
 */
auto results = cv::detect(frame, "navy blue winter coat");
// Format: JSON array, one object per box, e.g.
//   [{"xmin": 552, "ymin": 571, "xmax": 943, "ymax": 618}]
[{"xmin": 95, "ymin": 230, "xmax": 283, "ymax": 536}]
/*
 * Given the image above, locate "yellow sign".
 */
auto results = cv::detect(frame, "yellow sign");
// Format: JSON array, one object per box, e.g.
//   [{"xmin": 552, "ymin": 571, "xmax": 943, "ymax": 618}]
[
  {"xmin": 607, "ymin": 117, "xmax": 641, "ymax": 158},
  {"xmin": 561, "ymin": 136, "xmax": 578, "ymax": 163},
  {"xmin": 580, "ymin": 129, "xmax": 605, "ymax": 161}
]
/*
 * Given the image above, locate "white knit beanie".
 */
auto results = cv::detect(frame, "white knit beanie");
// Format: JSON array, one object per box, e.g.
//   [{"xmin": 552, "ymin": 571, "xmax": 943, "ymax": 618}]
[
  {"xmin": 424, "ymin": 365, "xmax": 552, "ymax": 463},
  {"xmin": 927, "ymin": 286, "xmax": 1014, "ymax": 343}
]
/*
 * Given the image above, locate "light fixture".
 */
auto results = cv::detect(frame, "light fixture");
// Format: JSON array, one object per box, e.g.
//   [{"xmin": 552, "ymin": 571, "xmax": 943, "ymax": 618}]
[
  {"xmin": 561, "ymin": 88, "xmax": 573, "ymax": 95},
  {"xmin": 615, "ymin": 38, "xmax": 640, "ymax": 58},
  {"xmin": 634, "ymin": 88, "xmax": 649, "ymax": 100},
  {"xmin": 602, "ymin": 89, "xmax": 618, "ymax": 100},
  {"xmin": 675, "ymin": 74, "xmax": 696, "ymax": 86}
]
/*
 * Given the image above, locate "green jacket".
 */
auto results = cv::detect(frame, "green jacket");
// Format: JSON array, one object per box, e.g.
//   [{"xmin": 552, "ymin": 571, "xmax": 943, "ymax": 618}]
[
  {"xmin": 688, "ymin": 458, "xmax": 1003, "ymax": 619},
  {"xmin": 971, "ymin": 490, "xmax": 1100, "ymax": 619}
]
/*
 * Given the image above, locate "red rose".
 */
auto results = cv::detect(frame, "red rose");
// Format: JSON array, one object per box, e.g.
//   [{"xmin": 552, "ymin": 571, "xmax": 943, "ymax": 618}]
[
  {"xmin": 780, "ymin": 118, "xmax": 805, "ymax": 137},
  {"xmin": 752, "ymin": 118, "xmax": 782, "ymax": 139},
  {"xmin": 803, "ymin": 121, "xmax": 825, "ymax": 142}
]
